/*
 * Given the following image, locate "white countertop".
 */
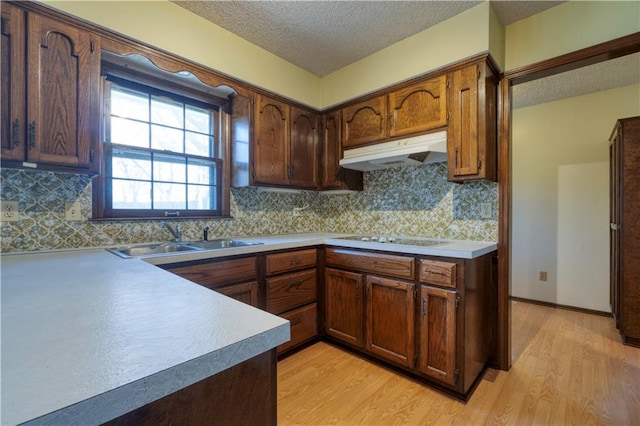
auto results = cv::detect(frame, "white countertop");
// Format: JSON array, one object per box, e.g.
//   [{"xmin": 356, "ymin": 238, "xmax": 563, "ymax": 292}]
[
  {"xmin": 0, "ymin": 232, "xmax": 495, "ymax": 425},
  {"xmin": 141, "ymin": 232, "xmax": 497, "ymax": 266},
  {"xmin": 1, "ymin": 250, "xmax": 289, "ymax": 425}
]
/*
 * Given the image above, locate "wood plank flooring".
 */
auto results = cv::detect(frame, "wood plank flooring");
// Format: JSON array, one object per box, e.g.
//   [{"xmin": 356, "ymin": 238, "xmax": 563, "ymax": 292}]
[{"xmin": 277, "ymin": 300, "xmax": 640, "ymax": 425}]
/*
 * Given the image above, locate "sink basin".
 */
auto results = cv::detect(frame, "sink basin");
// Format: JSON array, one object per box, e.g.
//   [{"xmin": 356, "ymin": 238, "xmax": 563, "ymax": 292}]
[
  {"xmin": 108, "ymin": 243, "xmax": 201, "ymax": 258},
  {"xmin": 185, "ymin": 239, "xmax": 264, "ymax": 250},
  {"xmin": 108, "ymin": 239, "xmax": 263, "ymax": 258}
]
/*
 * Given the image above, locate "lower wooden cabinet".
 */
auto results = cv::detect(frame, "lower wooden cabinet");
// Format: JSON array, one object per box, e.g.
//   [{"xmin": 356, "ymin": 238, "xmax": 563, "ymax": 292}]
[
  {"xmin": 325, "ymin": 268, "xmax": 364, "ymax": 347},
  {"xmin": 216, "ymin": 281, "xmax": 259, "ymax": 307},
  {"xmin": 325, "ymin": 247, "xmax": 493, "ymax": 398},
  {"xmin": 366, "ymin": 275, "xmax": 415, "ymax": 368},
  {"xmin": 266, "ymin": 249, "xmax": 319, "ymax": 354},
  {"xmin": 418, "ymin": 285, "xmax": 457, "ymax": 385}
]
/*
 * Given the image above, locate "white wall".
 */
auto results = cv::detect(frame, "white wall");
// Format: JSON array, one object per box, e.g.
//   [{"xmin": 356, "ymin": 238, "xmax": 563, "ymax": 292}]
[{"xmin": 511, "ymin": 84, "xmax": 640, "ymax": 312}]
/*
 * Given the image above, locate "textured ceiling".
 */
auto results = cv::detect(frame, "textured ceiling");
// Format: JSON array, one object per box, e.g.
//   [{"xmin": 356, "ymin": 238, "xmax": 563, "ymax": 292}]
[
  {"xmin": 169, "ymin": 0, "xmax": 638, "ymax": 107},
  {"xmin": 512, "ymin": 52, "xmax": 640, "ymax": 109},
  {"xmin": 171, "ymin": 0, "xmax": 564, "ymax": 77}
]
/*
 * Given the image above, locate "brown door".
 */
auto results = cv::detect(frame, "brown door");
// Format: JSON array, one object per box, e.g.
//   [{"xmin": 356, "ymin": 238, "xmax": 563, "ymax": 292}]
[
  {"xmin": 325, "ymin": 268, "xmax": 364, "ymax": 347},
  {"xmin": 253, "ymin": 94, "xmax": 289, "ymax": 185},
  {"xmin": 448, "ymin": 64, "xmax": 479, "ymax": 180},
  {"xmin": 419, "ymin": 285, "xmax": 457, "ymax": 386},
  {"xmin": 609, "ymin": 130, "xmax": 620, "ymax": 326},
  {"xmin": 289, "ymin": 107, "xmax": 318, "ymax": 188},
  {"xmin": 342, "ymin": 95, "xmax": 387, "ymax": 148},
  {"xmin": 1, "ymin": 3, "xmax": 26, "ymax": 162},
  {"xmin": 26, "ymin": 12, "xmax": 99, "ymax": 168},
  {"xmin": 389, "ymin": 76, "xmax": 447, "ymax": 138},
  {"xmin": 216, "ymin": 281, "xmax": 259, "ymax": 308},
  {"xmin": 365, "ymin": 275, "xmax": 415, "ymax": 368}
]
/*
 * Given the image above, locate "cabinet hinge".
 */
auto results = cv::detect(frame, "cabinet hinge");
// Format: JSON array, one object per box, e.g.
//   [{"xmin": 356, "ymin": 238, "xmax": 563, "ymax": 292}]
[
  {"xmin": 89, "ymin": 148, "xmax": 95, "ymax": 163},
  {"xmin": 477, "ymin": 69, "xmax": 481, "ymax": 79},
  {"xmin": 455, "ymin": 296, "xmax": 460, "ymax": 310},
  {"xmin": 446, "ymin": 79, "xmax": 450, "ymax": 88},
  {"xmin": 478, "ymin": 159, "xmax": 482, "ymax": 170},
  {"xmin": 454, "ymin": 369, "xmax": 460, "ymax": 385},
  {"xmin": 446, "ymin": 111, "xmax": 450, "ymax": 121},
  {"xmin": 90, "ymin": 41, "xmax": 95, "ymax": 53}
]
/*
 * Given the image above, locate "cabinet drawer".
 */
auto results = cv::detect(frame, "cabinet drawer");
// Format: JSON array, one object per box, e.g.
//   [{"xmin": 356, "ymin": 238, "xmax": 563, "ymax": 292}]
[
  {"xmin": 266, "ymin": 249, "xmax": 317, "ymax": 275},
  {"xmin": 419, "ymin": 259, "xmax": 456, "ymax": 288},
  {"xmin": 167, "ymin": 257, "xmax": 256, "ymax": 289},
  {"xmin": 278, "ymin": 303, "xmax": 317, "ymax": 354},
  {"xmin": 268, "ymin": 269, "xmax": 317, "ymax": 315},
  {"xmin": 325, "ymin": 248, "xmax": 415, "ymax": 280}
]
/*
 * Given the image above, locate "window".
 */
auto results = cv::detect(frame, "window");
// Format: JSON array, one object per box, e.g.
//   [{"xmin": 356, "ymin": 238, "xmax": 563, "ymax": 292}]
[{"xmin": 96, "ymin": 75, "xmax": 227, "ymax": 219}]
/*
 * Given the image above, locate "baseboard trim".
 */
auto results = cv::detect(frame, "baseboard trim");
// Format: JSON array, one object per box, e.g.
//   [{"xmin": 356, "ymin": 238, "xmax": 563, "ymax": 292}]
[{"xmin": 510, "ymin": 296, "xmax": 612, "ymax": 318}]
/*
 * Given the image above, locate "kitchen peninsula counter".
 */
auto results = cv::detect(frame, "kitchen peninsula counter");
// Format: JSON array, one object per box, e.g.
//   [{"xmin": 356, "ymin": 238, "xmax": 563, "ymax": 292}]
[{"xmin": 1, "ymin": 249, "xmax": 289, "ymax": 425}]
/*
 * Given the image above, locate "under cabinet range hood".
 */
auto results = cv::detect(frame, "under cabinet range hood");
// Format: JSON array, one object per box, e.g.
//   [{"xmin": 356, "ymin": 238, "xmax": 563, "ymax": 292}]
[{"xmin": 339, "ymin": 131, "xmax": 447, "ymax": 171}]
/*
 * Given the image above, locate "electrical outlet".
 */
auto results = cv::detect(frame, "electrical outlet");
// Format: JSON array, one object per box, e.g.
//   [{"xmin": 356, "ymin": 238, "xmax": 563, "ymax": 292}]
[
  {"xmin": 539, "ymin": 271, "xmax": 548, "ymax": 282},
  {"xmin": 65, "ymin": 202, "xmax": 83, "ymax": 221},
  {"xmin": 1, "ymin": 201, "xmax": 20, "ymax": 222},
  {"xmin": 480, "ymin": 202, "xmax": 492, "ymax": 219}
]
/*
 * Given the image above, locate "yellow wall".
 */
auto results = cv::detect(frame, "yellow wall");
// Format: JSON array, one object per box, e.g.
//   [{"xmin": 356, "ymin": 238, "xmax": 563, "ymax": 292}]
[
  {"xmin": 42, "ymin": 0, "xmax": 323, "ymax": 108},
  {"xmin": 320, "ymin": 2, "xmax": 494, "ymax": 108},
  {"xmin": 511, "ymin": 84, "xmax": 640, "ymax": 311},
  {"xmin": 505, "ymin": 0, "xmax": 640, "ymax": 71}
]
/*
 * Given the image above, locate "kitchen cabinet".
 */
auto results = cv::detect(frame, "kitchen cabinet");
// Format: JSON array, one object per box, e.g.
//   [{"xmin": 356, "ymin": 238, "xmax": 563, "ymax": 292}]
[
  {"xmin": 447, "ymin": 59, "xmax": 497, "ymax": 182},
  {"xmin": 388, "ymin": 76, "xmax": 447, "ymax": 138},
  {"xmin": 325, "ymin": 247, "xmax": 493, "ymax": 397},
  {"xmin": 252, "ymin": 94, "xmax": 319, "ymax": 189},
  {"xmin": 609, "ymin": 116, "xmax": 640, "ymax": 347},
  {"xmin": 266, "ymin": 249, "xmax": 319, "ymax": 354},
  {"xmin": 341, "ymin": 75, "xmax": 447, "ymax": 150},
  {"xmin": 164, "ymin": 256, "xmax": 259, "ymax": 308},
  {"xmin": 342, "ymin": 95, "xmax": 387, "ymax": 148},
  {"xmin": 320, "ymin": 110, "xmax": 363, "ymax": 191},
  {"xmin": 325, "ymin": 248, "xmax": 416, "ymax": 368},
  {"xmin": 0, "ymin": 2, "xmax": 100, "ymax": 173}
]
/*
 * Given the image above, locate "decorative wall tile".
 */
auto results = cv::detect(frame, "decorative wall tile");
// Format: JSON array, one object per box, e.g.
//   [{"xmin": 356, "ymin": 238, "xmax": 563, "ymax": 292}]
[{"xmin": 0, "ymin": 164, "xmax": 497, "ymax": 253}]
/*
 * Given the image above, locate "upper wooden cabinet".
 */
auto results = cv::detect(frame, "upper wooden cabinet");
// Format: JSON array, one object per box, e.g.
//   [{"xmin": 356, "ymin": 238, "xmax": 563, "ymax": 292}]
[
  {"xmin": 252, "ymin": 94, "xmax": 319, "ymax": 189},
  {"xmin": 447, "ymin": 60, "xmax": 497, "ymax": 182},
  {"xmin": 341, "ymin": 75, "xmax": 448, "ymax": 149},
  {"xmin": 0, "ymin": 2, "xmax": 100, "ymax": 173},
  {"xmin": 388, "ymin": 76, "xmax": 447, "ymax": 139},
  {"xmin": 342, "ymin": 95, "xmax": 387, "ymax": 148},
  {"xmin": 320, "ymin": 110, "xmax": 363, "ymax": 191}
]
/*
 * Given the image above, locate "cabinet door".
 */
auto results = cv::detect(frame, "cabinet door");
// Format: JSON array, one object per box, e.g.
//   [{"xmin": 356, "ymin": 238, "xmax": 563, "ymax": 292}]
[
  {"xmin": 289, "ymin": 107, "xmax": 318, "ymax": 188},
  {"xmin": 1, "ymin": 3, "xmax": 25, "ymax": 162},
  {"xmin": 325, "ymin": 268, "xmax": 364, "ymax": 347},
  {"xmin": 253, "ymin": 94, "xmax": 289, "ymax": 185},
  {"xmin": 321, "ymin": 111, "xmax": 363, "ymax": 191},
  {"xmin": 389, "ymin": 76, "xmax": 447, "ymax": 138},
  {"xmin": 365, "ymin": 276, "xmax": 415, "ymax": 368},
  {"xmin": 26, "ymin": 13, "xmax": 99, "ymax": 169},
  {"xmin": 448, "ymin": 64, "xmax": 479, "ymax": 180},
  {"xmin": 419, "ymin": 285, "xmax": 457, "ymax": 386},
  {"xmin": 342, "ymin": 95, "xmax": 387, "ymax": 148},
  {"xmin": 216, "ymin": 281, "xmax": 259, "ymax": 308}
]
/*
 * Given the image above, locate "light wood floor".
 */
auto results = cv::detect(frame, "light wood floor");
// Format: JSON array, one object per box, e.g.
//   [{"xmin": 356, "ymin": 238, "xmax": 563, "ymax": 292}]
[{"xmin": 278, "ymin": 300, "xmax": 640, "ymax": 425}]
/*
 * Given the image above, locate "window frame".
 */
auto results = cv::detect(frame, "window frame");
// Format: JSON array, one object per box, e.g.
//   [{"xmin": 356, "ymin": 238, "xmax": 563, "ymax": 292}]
[{"xmin": 93, "ymin": 63, "xmax": 232, "ymax": 220}]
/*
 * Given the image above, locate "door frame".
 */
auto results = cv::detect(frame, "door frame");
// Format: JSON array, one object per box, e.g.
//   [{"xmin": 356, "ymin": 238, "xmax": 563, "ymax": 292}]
[{"xmin": 496, "ymin": 31, "xmax": 640, "ymax": 370}]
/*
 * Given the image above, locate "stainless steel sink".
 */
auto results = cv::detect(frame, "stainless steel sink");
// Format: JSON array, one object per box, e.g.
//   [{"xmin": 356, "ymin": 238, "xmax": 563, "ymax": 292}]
[
  {"xmin": 185, "ymin": 239, "xmax": 264, "ymax": 250},
  {"xmin": 108, "ymin": 239, "xmax": 263, "ymax": 258},
  {"xmin": 108, "ymin": 242, "xmax": 202, "ymax": 258}
]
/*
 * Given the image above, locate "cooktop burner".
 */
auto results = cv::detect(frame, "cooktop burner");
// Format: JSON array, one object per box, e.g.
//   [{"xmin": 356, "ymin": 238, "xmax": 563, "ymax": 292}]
[{"xmin": 336, "ymin": 235, "xmax": 445, "ymax": 247}]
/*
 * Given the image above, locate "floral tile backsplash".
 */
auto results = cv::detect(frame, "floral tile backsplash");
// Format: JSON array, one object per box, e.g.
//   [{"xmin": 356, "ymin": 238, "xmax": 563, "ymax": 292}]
[{"xmin": 0, "ymin": 164, "xmax": 497, "ymax": 253}]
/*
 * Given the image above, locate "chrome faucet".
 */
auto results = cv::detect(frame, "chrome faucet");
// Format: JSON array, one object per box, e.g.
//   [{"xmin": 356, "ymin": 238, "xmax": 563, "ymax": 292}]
[{"xmin": 162, "ymin": 222, "xmax": 182, "ymax": 242}]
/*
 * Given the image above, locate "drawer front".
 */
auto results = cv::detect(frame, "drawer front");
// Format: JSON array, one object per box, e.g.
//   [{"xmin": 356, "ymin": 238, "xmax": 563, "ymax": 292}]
[
  {"xmin": 268, "ymin": 269, "xmax": 317, "ymax": 315},
  {"xmin": 167, "ymin": 257, "xmax": 256, "ymax": 289},
  {"xmin": 419, "ymin": 259, "xmax": 457, "ymax": 288},
  {"xmin": 278, "ymin": 303, "xmax": 318, "ymax": 354},
  {"xmin": 266, "ymin": 249, "xmax": 317, "ymax": 275},
  {"xmin": 325, "ymin": 248, "xmax": 415, "ymax": 280}
]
